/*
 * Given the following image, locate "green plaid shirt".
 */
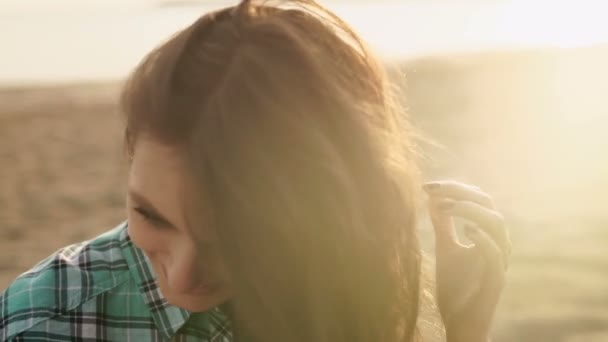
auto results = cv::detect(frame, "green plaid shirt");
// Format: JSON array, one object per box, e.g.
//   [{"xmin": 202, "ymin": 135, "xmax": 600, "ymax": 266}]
[{"xmin": 0, "ymin": 221, "xmax": 233, "ymax": 341}]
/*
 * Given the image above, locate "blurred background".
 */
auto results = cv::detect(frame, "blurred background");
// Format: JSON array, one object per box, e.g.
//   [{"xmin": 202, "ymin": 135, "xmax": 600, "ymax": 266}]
[{"xmin": 1, "ymin": 0, "xmax": 607, "ymax": 341}]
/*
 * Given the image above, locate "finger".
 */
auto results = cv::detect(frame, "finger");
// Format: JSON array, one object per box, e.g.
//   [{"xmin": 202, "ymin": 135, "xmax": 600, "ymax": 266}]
[
  {"xmin": 423, "ymin": 180, "xmax": 495, "ymax": 209},
  {"xmin": 439, "ymin": 199, "xmax": 510, "ymax": 257},
  {"xmin": 466, "ymin": 225, "xmax": 509, "ymax": 271},
  {"xmin": 428, "ymin": 197, "xmax": 462, "ymax": 250}
]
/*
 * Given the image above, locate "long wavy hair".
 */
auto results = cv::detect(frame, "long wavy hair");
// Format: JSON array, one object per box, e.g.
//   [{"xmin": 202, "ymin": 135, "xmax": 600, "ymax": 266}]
[{"xmin": 120, "ymin": 0, "xmax": 423, "ymax": 341}]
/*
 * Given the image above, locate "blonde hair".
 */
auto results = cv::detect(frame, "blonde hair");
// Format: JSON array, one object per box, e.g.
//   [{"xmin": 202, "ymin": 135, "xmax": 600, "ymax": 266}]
[{"xmin": 121, "ymin": 1, "xmax": 422, "ymax": 341}]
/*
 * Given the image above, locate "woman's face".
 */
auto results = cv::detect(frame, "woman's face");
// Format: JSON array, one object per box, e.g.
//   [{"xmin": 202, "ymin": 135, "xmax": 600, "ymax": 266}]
[{"xmin": 126, "ymin": 137, "xmax": 231, "ymax": 312}]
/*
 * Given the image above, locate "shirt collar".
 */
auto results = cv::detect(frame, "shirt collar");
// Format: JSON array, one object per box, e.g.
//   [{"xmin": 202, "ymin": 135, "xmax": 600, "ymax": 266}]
[
  {"xmin": 119, "ymin": 224, "xmax": 190, "ymax": 338},
  {"xmin": 119, "ymin": 222, "xmax": 230, "ymax": 340}
]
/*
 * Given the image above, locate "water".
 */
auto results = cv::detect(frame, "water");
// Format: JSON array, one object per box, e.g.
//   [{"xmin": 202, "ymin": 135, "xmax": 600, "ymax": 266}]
[{"xmin": 1, "ymin": 0, "xmax": 608, "ymax": 85}]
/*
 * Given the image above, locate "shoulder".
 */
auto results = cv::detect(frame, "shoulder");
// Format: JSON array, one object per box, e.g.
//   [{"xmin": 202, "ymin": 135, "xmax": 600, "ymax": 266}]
[{"xmin": 0, "ymin": 221, "xmax": 134, "ymax": 340}]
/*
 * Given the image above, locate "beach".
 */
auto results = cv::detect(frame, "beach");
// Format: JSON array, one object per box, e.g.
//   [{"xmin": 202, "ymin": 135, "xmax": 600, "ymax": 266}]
[{"xmin": 2, "ymin": 44, "xmax": 608, "ymax": 341}]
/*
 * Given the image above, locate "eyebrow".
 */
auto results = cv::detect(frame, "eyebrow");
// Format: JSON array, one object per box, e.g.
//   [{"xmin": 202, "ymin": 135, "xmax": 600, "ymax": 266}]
[{"xmin": 128, "ymin": 189, "xmax": 177, "ymax": 228}]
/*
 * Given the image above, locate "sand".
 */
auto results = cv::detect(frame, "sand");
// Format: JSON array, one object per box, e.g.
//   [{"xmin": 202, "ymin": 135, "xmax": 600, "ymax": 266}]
[{"xmin": 2, "ymin": 46, "xmax": 608, "ymax": 341}]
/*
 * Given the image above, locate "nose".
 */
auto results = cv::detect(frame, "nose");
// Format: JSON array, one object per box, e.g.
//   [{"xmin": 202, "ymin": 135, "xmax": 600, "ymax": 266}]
[{"xmin": 167, "ymin": 242, "xmax": 206, "ymax": 293}]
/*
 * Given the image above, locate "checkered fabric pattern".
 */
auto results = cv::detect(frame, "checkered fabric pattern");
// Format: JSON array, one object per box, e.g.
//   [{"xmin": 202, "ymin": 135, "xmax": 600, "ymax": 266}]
[{"xmin": 0, "ymin": 221, "xmax": 232, "ymax": 341}]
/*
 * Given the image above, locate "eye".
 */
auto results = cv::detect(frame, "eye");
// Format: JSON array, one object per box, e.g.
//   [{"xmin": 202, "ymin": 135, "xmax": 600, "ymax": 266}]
[{"xmin": 133, "ymin": 207, "xmax": 169, "ymax": 228}]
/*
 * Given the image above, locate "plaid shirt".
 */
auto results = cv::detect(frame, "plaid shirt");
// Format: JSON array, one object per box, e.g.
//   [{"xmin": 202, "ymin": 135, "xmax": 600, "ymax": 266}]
[{"xmin": 0, "ymin": 222, "xmax": 233, "ymax": 341}]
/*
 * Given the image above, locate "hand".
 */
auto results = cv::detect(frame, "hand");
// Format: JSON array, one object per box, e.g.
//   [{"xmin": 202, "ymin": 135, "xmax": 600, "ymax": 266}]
[{"xmin": 423, "ymin": 180, "xmax": 511, "ymax": 342}]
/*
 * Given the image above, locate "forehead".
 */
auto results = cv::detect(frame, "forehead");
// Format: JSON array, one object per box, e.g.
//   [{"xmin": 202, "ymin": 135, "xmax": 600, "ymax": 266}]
[{"xmin": 129, "ymin": 138, "xmax": 189, "ymax": 186}]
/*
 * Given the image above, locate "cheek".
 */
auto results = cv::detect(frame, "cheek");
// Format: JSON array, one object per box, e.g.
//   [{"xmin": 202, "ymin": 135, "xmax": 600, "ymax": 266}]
[{"xmin": 127, "ymin": 215, "xmax": 168, "ymax": 257}]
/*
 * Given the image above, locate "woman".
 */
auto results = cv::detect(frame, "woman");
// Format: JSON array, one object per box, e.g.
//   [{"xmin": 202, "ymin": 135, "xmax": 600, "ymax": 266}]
[{"xmin": 0, "ymin": 0, "xmax": 510, "ymax": 341}]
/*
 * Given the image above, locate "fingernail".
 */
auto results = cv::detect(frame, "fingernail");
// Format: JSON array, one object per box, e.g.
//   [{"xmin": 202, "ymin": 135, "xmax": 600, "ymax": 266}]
[
  {"xmin": 438, "ymin": 199, "xmax": 455, "ymax": 211},
  {"xmin": 423, "ymin": 182, "xmax": 441, "ymax": 192}
]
